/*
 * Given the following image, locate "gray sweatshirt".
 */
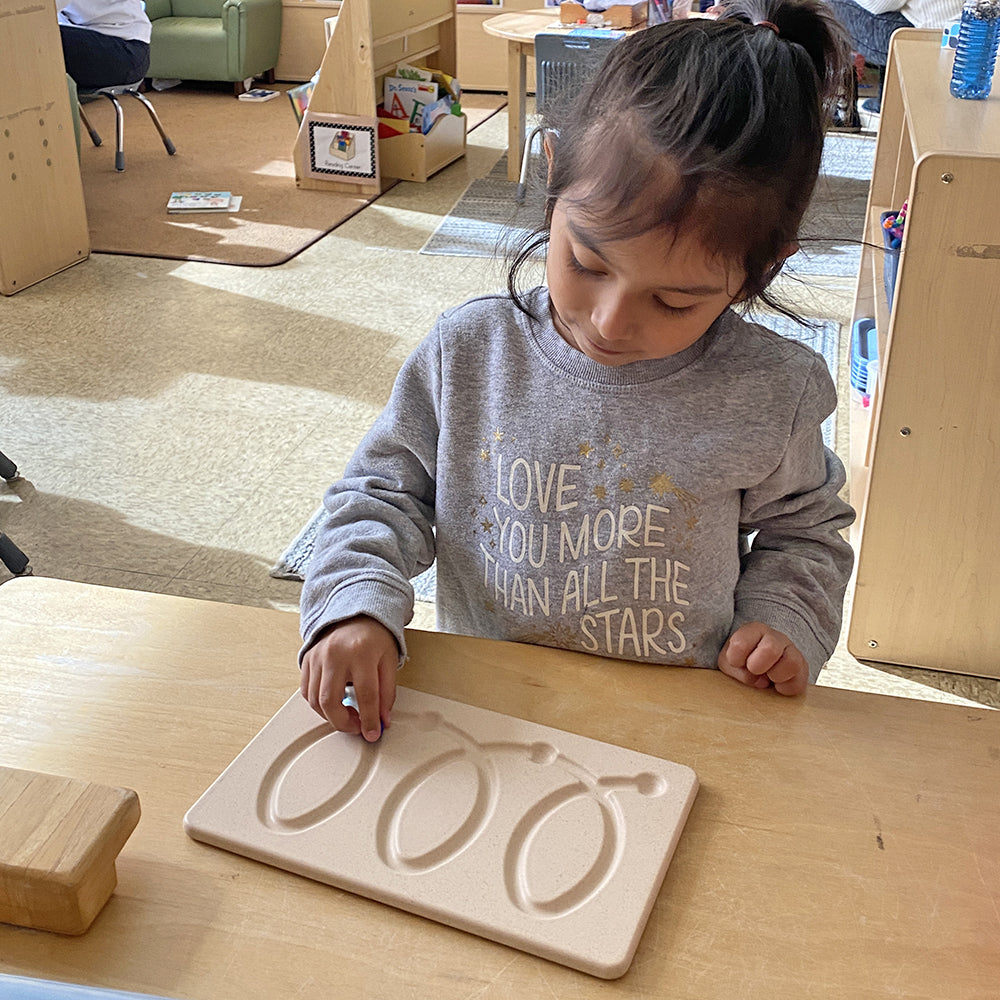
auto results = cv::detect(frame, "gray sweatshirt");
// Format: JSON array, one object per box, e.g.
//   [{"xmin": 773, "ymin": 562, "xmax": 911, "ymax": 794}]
[{"xmin": 301, "ymin": 287, "xmax": 855, "ymax": 682}]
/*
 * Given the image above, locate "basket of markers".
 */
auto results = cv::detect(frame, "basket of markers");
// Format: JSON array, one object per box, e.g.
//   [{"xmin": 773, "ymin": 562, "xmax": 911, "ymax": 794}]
[{"xmin": 880, "ymin": 202, "xmax": 906, "ymax": 310}]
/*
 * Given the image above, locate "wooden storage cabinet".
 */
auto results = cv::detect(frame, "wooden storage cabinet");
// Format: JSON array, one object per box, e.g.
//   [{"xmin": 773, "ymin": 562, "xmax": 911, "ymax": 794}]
[
  {"xmin": 276, "ymin": 0, "xmax": 341, "ymax": 81},
  {"xmin": 456, "ymin": 1, "xmax": 541, "ymax": 91},
  {"xmin": 847, "ymin": 30, "xmax": 1000, "ymax": 678}
]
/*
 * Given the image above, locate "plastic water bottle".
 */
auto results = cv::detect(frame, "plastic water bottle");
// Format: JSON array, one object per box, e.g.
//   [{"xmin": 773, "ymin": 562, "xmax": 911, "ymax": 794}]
[{"xmin": 950, "ymin": 0, "xmax": 1000, "ymax": 99}]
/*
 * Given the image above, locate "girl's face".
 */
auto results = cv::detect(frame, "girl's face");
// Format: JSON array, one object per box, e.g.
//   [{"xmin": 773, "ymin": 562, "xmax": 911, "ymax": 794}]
[{"xmin": 546, "ymin": 196, "xmax": 745, "ymax": 366}]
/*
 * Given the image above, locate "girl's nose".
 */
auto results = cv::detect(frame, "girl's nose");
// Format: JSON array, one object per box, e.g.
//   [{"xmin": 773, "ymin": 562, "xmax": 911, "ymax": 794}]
[{"xmin": 591, "ymin": 291, "xmax": 633, "ymax": 342}]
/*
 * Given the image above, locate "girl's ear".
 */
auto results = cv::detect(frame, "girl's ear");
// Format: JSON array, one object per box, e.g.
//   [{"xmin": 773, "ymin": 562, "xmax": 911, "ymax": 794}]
[
  {"xmin": 778, "ymin": 239, "xmax": 800, "ymax": 261},
  {"xmin": 731, "ymin": 241, "xmax": 801, "ymax": 303}
]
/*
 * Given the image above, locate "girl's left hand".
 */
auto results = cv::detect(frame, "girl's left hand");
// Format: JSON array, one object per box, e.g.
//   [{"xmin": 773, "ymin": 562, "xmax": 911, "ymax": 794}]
[{"xmin": 717, "ymin": 623, "xmax": 808, "ymax": 696}]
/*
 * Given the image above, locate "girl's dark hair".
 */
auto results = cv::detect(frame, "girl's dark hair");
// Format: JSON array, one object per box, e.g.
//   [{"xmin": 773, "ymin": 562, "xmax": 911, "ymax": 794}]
[{"xmin": 507, "ymin": 0, "xmax": 852, "ymax": 319}]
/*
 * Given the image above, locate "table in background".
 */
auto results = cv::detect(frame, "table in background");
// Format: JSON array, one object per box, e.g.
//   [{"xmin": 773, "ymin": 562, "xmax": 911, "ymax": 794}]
[{"xmin": 1, "ymin": 576, "xmax": 997, "ymax": 999}]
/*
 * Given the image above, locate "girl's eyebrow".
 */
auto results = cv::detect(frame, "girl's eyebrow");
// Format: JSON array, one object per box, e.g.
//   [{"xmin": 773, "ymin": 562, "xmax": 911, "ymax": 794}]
[{"xmin": 566, "ymin": 220, "xmax": 727, "ymax": 297}]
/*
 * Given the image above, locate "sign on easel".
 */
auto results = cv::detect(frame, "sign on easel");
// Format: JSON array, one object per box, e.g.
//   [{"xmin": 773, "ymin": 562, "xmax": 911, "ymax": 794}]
[{"xmin": 302, "ymin": 112, "xmax": 379, "ymax": 187}]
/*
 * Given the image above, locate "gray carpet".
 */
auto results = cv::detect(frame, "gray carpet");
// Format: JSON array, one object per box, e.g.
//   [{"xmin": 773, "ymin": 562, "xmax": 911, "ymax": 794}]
[{"xmin": 421, "ymin": 131, "xmax": 877, "ymax": 277}]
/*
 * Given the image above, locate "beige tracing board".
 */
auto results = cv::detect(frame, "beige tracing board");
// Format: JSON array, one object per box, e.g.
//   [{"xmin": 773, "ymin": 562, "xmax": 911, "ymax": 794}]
[{"xmin": 184, "ymin": 687, "xmax": 698, "ymax": 979}]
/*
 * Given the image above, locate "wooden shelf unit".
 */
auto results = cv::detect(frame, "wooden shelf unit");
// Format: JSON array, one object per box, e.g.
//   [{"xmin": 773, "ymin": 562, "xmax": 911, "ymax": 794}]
[
  {"xmin": 456, "ymin": 1, "xmax": 542, "ymax": 91},
  {"xmin": 294, "ymin": 0, "xmax": 465, "ymax": 190},
  {"xmin": 275, "ymin": 0, "xmax": 342, "ymax": 82},
  {"xmin": 847, "ymin": 29, "xmax": 1000, "ymax": 679}
]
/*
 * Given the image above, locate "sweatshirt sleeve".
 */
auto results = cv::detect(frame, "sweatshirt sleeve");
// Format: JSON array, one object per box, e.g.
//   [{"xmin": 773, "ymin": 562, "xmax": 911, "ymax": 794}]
[
  {"xmin": 733, "ymin": 356, "xmax": 856, "ymax": 682},
  {"xmin": 298, "ymin": 330, "xmax": 443, "ymax": 662}
]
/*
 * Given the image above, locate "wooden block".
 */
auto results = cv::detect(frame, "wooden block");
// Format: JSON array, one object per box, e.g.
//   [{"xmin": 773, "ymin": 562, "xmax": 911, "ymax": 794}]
[
  {"xmin": 559, "ymin": 2, "xmax": 648, "ymax": 27},
  {"xmin": 0, "ymin": 767, "xmax": 140, "ymax": 935}
]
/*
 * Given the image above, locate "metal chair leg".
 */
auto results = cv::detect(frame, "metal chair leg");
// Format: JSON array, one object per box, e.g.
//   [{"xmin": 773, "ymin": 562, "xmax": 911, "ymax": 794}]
[
  {"xmin": 0, "ymin": 450, "xmax": 30, "ymax": 576},
  {"xmin": 517, "ymin": 124, "xmax": 544, "ymax": 204},
  {"xmin": 0, "ymin": 533, "xmax": 31, "ymax": 576},
  {"xmin": 128, "ymin": 90, "xmax": 177, "ymax": 156},
  {"xmin": 78, "ymin": 104, "xmax": 103, "ymax": 146},
  {"xmin": 101, "ymin": 91, "xmax": 126, "ymax": 171},
  {"xmin": 0, "ymin": 449, "xmax": 16, "ymax": 481}
]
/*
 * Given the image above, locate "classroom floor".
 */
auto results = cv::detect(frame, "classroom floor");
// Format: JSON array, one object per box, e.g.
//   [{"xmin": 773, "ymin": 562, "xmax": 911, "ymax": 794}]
[{"xmin": 2, "ymin": 97, "xmax": 997, "ymax": 711}]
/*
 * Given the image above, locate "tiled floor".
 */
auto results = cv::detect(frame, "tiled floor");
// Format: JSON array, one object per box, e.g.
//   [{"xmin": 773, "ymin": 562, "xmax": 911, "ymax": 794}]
[{"xmin": 2, "ymin": 97, "xmax": 997, "ymax": 711}]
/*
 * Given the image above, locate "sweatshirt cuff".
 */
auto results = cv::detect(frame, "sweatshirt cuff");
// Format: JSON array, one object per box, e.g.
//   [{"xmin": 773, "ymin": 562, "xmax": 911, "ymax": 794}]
[
  {"xmin": 299, "ymin": 578, "xmax": 412, "ymax": 668},
  {"xmin": 731, "ymin": 598, "xmax": 832, "ymax": 683}
]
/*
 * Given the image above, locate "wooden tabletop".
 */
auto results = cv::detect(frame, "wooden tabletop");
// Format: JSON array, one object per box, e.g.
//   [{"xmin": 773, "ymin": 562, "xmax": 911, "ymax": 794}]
[
  {"xmin": 482, "ymin": 8, "xmax": 561, "ymax": 45},
  {"xmin": 1, "ymin": 577, "xmax": 997, "ymax": 999}
]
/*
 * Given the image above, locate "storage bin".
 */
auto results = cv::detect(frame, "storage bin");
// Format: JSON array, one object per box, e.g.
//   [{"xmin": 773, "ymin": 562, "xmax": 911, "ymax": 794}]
[
  {"xmin": 850, "ymin": 316, "xmax": 878, "ymax": 405},
  {"xmin": 880, "ymin": 210, "xmax": 901, "ymax": 311},
  {"xmin": 378, "ymin": 111, "xmax": 466, "ymax": 182}
]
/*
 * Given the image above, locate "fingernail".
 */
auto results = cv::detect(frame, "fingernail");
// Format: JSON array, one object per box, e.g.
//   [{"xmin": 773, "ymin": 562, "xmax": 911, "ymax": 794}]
[{"xmin": 364, "ymin": 727, "xmax": 382, "ymax": 742}]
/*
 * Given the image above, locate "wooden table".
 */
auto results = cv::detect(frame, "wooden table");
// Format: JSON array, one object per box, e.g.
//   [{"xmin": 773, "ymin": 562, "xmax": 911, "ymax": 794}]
[{"xmin": 1, "ymin": 576, "xmax": 998, "ymax": 999}]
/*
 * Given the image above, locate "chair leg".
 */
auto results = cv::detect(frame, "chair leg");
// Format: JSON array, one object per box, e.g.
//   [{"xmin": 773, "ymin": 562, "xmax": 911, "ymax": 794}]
[
  {"xmin": 127, "ymin": 90, "xmax": 176, "ymax": 155},
  {"xmin": 78, "ymin": 104, "xmax": 103, "ymax": 147},
  {"xmin": 0, "ymin": 532, "xmax": 31, "ymax": 576},
  {"xmin": 0, "ymin": 449, "xmax": 17, "ymax": 482},
  {"xmin": 517, "ymin": 124, "xmax": 544, "ymax": 203},
  {"xmin": 102, "ymin": 92, "xmax": 126, "ymax": 171}
]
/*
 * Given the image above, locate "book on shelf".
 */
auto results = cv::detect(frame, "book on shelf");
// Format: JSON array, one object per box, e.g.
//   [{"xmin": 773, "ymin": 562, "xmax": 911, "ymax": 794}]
[
  {"xmin": 166, "ymin": 191, "xmax": 233, "ymax": 213},
  {"xmin": 238, "ymin": 88, "xmax": 279, "ymax": 102}
]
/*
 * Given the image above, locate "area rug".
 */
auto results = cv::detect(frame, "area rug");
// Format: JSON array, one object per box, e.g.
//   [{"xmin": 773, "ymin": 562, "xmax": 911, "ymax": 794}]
[
  {"xmin": 79, "ymin": 86, "xmax": 505, "ymax": 267},
  {"xmin": 270, "ymin": 311, "xmax": 839, "ymax": 586},
  {"xmin": 420, "ymin": 131, "xmax": 877, "ymax": 278}
]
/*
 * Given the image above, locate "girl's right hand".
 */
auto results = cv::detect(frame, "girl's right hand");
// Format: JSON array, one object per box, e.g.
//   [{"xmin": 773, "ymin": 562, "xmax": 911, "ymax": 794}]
[{"xmin": 300, "ymin": 615, "xmax": 398, "ymax": 741}]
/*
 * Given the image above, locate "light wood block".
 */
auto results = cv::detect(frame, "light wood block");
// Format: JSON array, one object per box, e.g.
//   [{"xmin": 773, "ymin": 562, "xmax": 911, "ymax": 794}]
[{"xmin": 0, "ymin": 767, "xmax": 140, "ymax": 935}]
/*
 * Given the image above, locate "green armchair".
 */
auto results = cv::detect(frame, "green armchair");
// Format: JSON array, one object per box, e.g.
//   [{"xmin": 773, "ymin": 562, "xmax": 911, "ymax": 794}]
[{"xmin": 145, "ymin": 0, "xmax": 282, "ymax": 94}]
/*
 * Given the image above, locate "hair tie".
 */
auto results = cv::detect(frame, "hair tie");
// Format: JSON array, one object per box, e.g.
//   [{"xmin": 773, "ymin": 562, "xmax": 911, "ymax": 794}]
[{"xmin": 756, "ymin": 20, "xmax": 780, "ymax": 34}]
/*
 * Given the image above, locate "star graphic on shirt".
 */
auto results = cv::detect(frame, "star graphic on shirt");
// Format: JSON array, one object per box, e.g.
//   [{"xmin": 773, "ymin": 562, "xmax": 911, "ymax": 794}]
[
  {"xmin": 480, "ymin": 448, "xmax": 489, "ymax": 461},
  {"xmin": 687, "ymin": 515, "xmax": 699, "ymax": 531},
  {"xmin": 597, "ymin": 459, "xmax": 605, "ymax": 470},
  {"xmin": 612, "ymin": 444, "xmax": 624, "ymax": 459},
  {"xmin": 620, "ymin": 478, "xmax": 635, "ymax": 493},
  {"xmin": 593, "ymin": 484, "xmax": 607, "ymax": 501},
  {"xmin": 481, "ymin": 517, "xmax": 494, "ymax": 533},
  {"xmin": 479, "ymin": 494, "xmax": 487, "ymax": 506},
  {"xmin": 579, "ymin": 441, "xmax": 593, "ymax": 457},
  {"xmin": 493, "ymin": 428, "xmax": 504, "ymax": 442},
  {"xmin": 650, "ymin": 473, "xmax": 699, "ymax": 509}
]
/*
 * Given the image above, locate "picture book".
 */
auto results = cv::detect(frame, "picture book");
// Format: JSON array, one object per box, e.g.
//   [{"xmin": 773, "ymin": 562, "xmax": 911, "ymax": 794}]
[
  {"xmin": 238, "ymin": 88, "xmax": 280, "ymax": 102},
  {"xmin": 287, "ymin": 80, "xmax": 314, "ymax": 124},
  {"xmin": 383, "ymin": 77, "xmax": 438, "ymax": 120},
  {"xmin": 166, "ymin": 191, "xmax": 232, "ymax": 213}
]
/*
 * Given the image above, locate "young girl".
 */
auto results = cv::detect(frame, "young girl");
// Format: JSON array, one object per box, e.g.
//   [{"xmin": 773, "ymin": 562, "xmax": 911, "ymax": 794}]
[{"xmin": 300, "ymin": 0, "xmax": 857, "ymax": 741}]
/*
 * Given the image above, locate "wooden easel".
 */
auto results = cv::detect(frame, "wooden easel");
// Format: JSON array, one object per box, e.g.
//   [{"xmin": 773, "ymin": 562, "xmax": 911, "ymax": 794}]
[
  {"xmin": 0, "ymin": 0, "xmax": 89, "ymax": 294},
  {"xmin": 293, "ymin": 0, "xmax": 379, "ymax": 195}
]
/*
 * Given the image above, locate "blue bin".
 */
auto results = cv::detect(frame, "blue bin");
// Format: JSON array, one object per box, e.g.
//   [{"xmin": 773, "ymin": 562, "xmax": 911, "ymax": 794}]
[{"xmin": 850, "ymin": 317, "xmax": 878, "ymax": 396}]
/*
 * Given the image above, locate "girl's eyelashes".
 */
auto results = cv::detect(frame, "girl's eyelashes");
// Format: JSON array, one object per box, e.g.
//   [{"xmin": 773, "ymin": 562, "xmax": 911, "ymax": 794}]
[
  {"xmin": 655, "ymin": 298, "xmax": 694, "ymax": 316},
  {"xmin": 568, "ymin": 247, "xmax": 695, "ymax": 314},
  {"xmin": 567, "ymin": 249, "xmax": 604, "ymax": 276}
]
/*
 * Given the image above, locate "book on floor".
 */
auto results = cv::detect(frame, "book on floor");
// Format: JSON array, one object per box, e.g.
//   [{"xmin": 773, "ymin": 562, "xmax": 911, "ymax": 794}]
[
  {"xmin": 167, "ymin": 191, "xmax": 232, "ymax": 213},
  {"xmin": 238, "ymin": 88, "xmax": 280, "ymax": 102}
]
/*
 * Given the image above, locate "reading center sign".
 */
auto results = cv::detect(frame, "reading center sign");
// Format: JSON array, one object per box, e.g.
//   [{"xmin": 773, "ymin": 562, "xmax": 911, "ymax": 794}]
[{"xmin": 304, "ymin": 113, "xmax": 379, "ymax": 187}]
